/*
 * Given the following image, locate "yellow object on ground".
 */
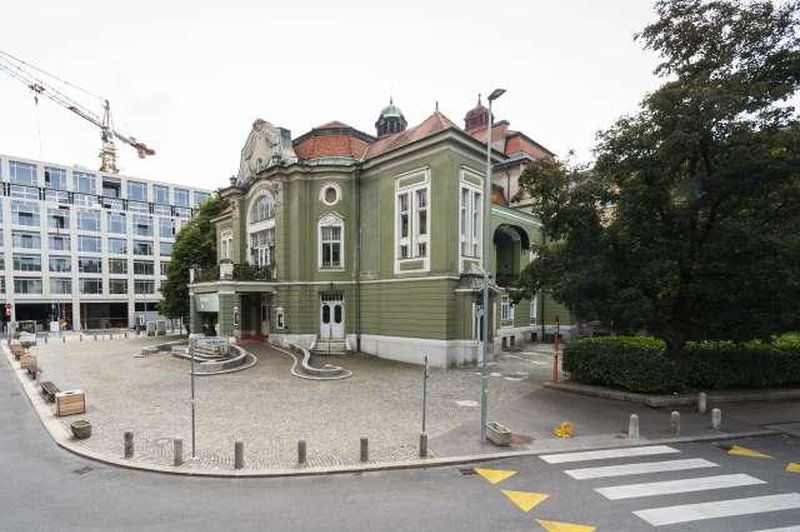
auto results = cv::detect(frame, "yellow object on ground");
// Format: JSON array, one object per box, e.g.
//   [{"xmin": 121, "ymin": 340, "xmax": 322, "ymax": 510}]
[
  {"xmin": 728, "ymin": 445, "xmax": 773, "ymax": 459},
  {"xmin": 500, "ymin": 490, "xmax": 550, "ymax": 512},
  {"xmin": 473, "ymin": 467, "xmax": 517, "ymax": 485},
  {"xmin": 552, "ymin": 421, "xmax": 574, "ymax": 439},
  {"xmin": 786, "ymin": 462, "xmax": 800, "ymax": 473},
  {"xmin": 536, "ymin": 519, "xmax": 596, "ymax": 532}
]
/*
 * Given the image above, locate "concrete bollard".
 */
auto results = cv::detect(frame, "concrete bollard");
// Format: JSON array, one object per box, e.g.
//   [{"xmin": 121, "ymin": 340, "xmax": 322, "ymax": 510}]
[
  {"xmin": 712, "ymin": 408, "xmax": 722, "ymax": 430},
  {"xmin": 628, "ymin": 414, "xmax": 640, "ymax": 439},
  {"xmin": 234, "ymin": 441, "xmax": 244, "ymax": 470},
  {"xmin": 298, "ymin": 439, "xmax": 307, "ymax": 465},
  {"xmin": 79, "ymin": 334, "xmax": 83, "ymax": 342},
  {"xmin": 698, "ymin": 392, "xmax": 708, "ymax": 414},
  {"xmin": 62, "ymin": 335, "xmax": 65, "ymax": 343},
  {"xmin": 173, "ymin": 438, "xmax": 183, "ymax": 466},
  {"xmin": 419, "ymin": 432, "xmax": 428, "ymax": 458},
  {"xmin": 124, "ymin": 431, "xmax": 134, "ymax": 458},
  {"xmin": 360, "ymin": 437, "xmax": 369, "ymax": 463},
  {"xmin": 44, "ymin": 336, "xmax": 48, "ymax": 344},
  {"xmin": 670, "ymin": 411, "xmax": 681, "ymax": 436}
]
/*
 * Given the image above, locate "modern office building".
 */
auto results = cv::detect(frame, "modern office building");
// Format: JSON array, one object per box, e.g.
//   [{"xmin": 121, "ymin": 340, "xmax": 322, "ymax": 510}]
[{"xmin": 0, "ymin": 154, "xmax": 211, "ymax": 332}]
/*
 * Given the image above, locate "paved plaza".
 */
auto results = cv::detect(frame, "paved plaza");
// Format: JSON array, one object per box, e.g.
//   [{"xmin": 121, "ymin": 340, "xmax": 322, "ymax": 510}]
[{"xmin": 25, "ymin": 336, "xmax": 555, "ymax": 471}]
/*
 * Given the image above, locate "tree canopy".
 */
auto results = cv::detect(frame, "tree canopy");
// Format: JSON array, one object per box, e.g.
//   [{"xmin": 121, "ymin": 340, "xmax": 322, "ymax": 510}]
[
  {"xmin": 160, "ymin": 195, "xmax": 225, "ymax": 329},
  {"xmin": 518, "ymin": 0, "xmax": 800, "ymax": 358}
]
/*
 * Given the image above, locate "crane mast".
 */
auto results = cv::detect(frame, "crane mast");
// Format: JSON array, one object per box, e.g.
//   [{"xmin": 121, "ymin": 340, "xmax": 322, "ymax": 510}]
[{"xmin": 0, "ymin": 50, "xmax": 155, "ymax": 174}]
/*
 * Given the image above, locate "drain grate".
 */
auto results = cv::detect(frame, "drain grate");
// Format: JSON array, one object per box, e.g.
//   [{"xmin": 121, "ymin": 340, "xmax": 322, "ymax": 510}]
[
  {"xmin": 458, "ymin": 467, "xmax": 477, "ymax": 476},
  {"xmin": 72, "ymin": 465, "xmax": 94, "ymax": 475}
]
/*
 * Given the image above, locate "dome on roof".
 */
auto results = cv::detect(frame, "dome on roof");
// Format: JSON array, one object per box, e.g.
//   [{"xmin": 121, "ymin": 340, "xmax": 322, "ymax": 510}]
[
  {"xmin": 464, "ymin": 94, "xmax": 490, "ymax": 132},
  {"xmin": 375, "ymin": 97, "xmax": 407, "ymax": 138}
]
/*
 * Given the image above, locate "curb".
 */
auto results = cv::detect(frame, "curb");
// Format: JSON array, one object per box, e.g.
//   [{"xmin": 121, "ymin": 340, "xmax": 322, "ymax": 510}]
[
  {"xmin": 543, "ymin": 381, "xmax": 800, "ymax": 407},
  {"xmin": 0, "ymin": 343, "xmax": 786, "ymax": 479}
]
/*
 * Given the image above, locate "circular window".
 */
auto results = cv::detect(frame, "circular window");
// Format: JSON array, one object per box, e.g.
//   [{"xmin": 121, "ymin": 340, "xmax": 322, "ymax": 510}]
[{"xmin": 323, "ymin": 186, "xmax": 338, "ymax": 205}]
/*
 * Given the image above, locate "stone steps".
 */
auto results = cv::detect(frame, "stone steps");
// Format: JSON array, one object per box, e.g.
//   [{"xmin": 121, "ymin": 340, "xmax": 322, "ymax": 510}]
[{"xmin": 312, "ymin": 338, "xmax": 349, "ymax": 355}]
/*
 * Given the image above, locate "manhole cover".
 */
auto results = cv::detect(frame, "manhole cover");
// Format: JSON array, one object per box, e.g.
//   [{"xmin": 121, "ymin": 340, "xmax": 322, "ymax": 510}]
[{"xmin": 72, "ymin": 465, "xmax": 94, "ymax": 475}]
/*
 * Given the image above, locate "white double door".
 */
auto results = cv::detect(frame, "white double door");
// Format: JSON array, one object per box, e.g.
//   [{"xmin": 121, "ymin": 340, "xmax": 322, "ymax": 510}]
[{"xmin": 320, "ymin": 296, "xmax": 344, "ymax": 339}]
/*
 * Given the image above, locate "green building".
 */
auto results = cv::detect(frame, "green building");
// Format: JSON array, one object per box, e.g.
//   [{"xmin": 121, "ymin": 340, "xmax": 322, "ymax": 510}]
[{"xmin": 189, "ymin": 98, "xmax": 570, "ymax": 367}]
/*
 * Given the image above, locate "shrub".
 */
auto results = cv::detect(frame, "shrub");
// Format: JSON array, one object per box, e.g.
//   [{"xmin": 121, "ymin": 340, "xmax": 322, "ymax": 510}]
[
  {"xmin": 774, "ymin": 332, "xmax": 800, "ymax": 353},
  {"xmin": 564, "ymin": 336, "xmax": 800, "ymax": 393},
  {"xmin": 563, "ymin": 336, "xmax": 683, "ymax": 394}
]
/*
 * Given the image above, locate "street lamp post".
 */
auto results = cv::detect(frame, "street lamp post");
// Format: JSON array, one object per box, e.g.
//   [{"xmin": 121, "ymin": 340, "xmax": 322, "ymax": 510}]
[{"xmin": 480, "ymin": 88, "xmax": 505, "ymax": 443}]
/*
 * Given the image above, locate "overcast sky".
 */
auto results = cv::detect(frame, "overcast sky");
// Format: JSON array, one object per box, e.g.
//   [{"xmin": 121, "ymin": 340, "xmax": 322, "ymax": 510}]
[{"xmin": 0, "ymin": 0, "xmax": 664, "ymax": 191}]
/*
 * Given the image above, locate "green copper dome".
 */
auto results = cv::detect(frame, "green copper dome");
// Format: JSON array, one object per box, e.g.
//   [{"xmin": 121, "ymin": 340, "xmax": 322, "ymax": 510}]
[
  {"xmin": 375, "ymin": 97, "xmax": 407, "ymax": 138},
  {"xmin": 379, "ymin": 98, "xmax": 405, "ymax": 119}
]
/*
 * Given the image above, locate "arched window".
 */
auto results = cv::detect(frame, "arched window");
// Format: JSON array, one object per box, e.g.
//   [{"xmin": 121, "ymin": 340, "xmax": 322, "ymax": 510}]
[{"xmin": 250, "ymin": 194, "xmax": 274, "ymax": 224}]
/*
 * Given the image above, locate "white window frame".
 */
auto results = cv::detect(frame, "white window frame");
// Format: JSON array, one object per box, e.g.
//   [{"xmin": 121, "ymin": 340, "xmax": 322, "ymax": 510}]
[
  {"xmin": 394, "ymin": 168, "xmax": 431, "ymax": 274},
  {"xmin": 459, "ymin": 170, "xmax": 484, "ymax": 264},
  {"xmin": 220, "ymin": 229, "xmax": 233, "ymax": 262},
  {"xmin": 529, "ymin": 296, "xmax": 538, "ymax": 326},
  {"xmin": 318, "ymin": 213, "xmax": 344, "ymax": 270},
  {"xmin": 500, "ymin": 295, "xmax": 514, "ymax": 323},
  {"xmin": 249, "ymin": 228, "xmax": 274, "ymax": 267},
  {"xmin": 250, "ymin": 194, "xmax": 274, "ymax": 223}
]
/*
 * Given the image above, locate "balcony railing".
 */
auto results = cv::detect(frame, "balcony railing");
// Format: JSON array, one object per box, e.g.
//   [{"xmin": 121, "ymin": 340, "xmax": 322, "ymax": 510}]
[{"xmin": 194, "ymin": 263, "xmax": 273, "ymax": 283}]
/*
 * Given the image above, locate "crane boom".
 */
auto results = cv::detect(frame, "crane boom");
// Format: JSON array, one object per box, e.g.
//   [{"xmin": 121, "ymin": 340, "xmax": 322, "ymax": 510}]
[{"xmin": 0, "ymin": 50, "xmax": 155, "ymax": 173}]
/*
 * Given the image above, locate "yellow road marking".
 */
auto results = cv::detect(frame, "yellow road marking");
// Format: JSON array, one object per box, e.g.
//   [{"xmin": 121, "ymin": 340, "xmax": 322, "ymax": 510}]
[
  {"xmin": 728, "ymin": 445, "xmax": 773, "ymax": 459},
  {"xmin": 787, "ymin": 462, "xmax": 800, "ymax": 473},
  {"xmin": 500, "ymin": 490, "xmax": 549, "ymax": 512},
  {"xmin": 537, "ymin": 519, "xmax": 596, "ymax": 532},
  {"xmin": 474, "ymin": 467, "xmax": 517, "ymax": 485}
]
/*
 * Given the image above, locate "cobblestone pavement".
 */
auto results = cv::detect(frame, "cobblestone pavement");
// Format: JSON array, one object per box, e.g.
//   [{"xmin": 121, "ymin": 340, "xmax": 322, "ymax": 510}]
[{"xmin": 29, "ymin": 336, "xmax": 555, "ymax": 471}]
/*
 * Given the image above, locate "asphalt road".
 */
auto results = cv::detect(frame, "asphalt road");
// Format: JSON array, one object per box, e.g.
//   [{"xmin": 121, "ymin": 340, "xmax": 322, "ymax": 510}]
[{"xmin": 2, "ymin": 358, "xmax": 799, "ymax": 532}]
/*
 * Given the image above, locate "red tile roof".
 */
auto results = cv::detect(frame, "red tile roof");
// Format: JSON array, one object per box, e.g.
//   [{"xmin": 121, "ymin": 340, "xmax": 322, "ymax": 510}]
[
  {"xmin": 294, "ymin": 122, "xmax": 374, "ymax": 160},
  {"xmin": 362, "ymin": 111, "xmax": 459, "ymax": 160}
]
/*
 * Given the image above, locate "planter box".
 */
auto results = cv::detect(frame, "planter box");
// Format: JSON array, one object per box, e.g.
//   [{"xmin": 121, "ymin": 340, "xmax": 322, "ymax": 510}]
[
  {"xmin": 70, "ymin": 420, "xmax": 92, "ymax": 439},
  {"xmin": 56, "ymin": 390, "xmax": 86, "ymax": 417},
  {"xmin": 486, "ymin": 421, "xmax": 512, "ymax": 447}
]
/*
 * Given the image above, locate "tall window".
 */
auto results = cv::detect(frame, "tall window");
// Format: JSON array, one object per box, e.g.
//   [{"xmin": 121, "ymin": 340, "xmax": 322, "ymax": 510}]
[
  {"xmin": 12, "ymin": 202, "xmax": 39, "ymax": 226},
  {"xmin": 108, "ymin": 238, "xmax": 127, "ymax": 254},
  {"xmin": 250, "ymin": 194, "xmax": 274, "ymax": 223},
  {"xmin": 159, "ymin": 241, "xmax": 173, "ymax": 256},
  {"xmin": 133, "ymin": 215, "xmax": 153, "ymax": 236},
  {"xmin": 73, "ymin": 171, "xmax": 96, "ymax": 194},
  {"xmin": 318, "ymin": 215, "xmax": 343, "ymax": 269},
  {"xmin": 44, "ymin": 167, "xmax": 67, "ymax": 190},
  {"xmin": 153, "ymin": 185, "xmax": 169, "ymax": 205},
  {"xmin": 460, "ymin": 185, "xmax": 482, "ymax": 258},
  {"xmin": 9, "ymin": 161, "xmax": 36, "ymax": 185},
  {"xmin": 174, "ymin": 188, "xmax": 189, "ymax": 207},
  {"xmin": 395, "ymin": 179, "xmax": 429, "ymax": 261},
  {"xmin": 48, "ymin": 207, "xmax": 70, "ymax": 230},
  {"xmin": 108, "ymin": 212, "xmax": 126, "ymax": 234},
  {"xmin": 77, "ymin": 209, "xmax": 101, "ymax": 232},
  {"xmin": 159, "ymin": 218, "xmax": 174, "ymax": 238},
  {"xmin": 127, "ymin": 181, "xmax": 148, "ymax": 201},
  {"xmin": 529, "ymin": 297, "xmax": 538, "ymax": 326},
  {"xmin": 500, "ymin": 295, "xmax": 513, "ymax": 322},
  {"xmin": 220, "ymin": 230, "xmax": 233, "ymax": 261},
  {"xmin": 249, "ymin": 228, "xmax": 274, "ymax": 267},
  {"xmin": 80, "ymin": 279, "xmax": 103, "ymax": 294}
]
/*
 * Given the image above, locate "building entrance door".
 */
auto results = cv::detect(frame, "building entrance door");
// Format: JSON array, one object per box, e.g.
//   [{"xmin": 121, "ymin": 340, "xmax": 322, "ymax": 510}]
[
  {"xmin": 320, "ymin": 293, "xmax": 344, "ymax": 339},
  {"xmin": 260, "ymin": 297, "xmax": 270, "ymax": 336}
]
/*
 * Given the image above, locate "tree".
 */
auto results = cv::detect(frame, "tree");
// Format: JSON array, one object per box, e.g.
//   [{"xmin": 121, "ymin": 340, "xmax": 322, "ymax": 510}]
[
  {"xmin": 519, "ymin": 0, "xmax": 800, "ymax": 358},
  {"xmin": 160, "ymin": 195, "xmax": 225, "ymax": 330}
]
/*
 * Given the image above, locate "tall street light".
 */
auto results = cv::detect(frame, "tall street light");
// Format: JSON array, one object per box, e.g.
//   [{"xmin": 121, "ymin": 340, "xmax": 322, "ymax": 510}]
[{"xmin": 481, "ymin": 87, "xmax": 505, "ymax": 443}]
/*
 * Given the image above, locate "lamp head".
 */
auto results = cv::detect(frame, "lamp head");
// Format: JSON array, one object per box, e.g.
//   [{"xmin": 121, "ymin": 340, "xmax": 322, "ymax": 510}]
[{"xmin": 488, "ymin": 88, "xmax": 506, "ymax": 102}]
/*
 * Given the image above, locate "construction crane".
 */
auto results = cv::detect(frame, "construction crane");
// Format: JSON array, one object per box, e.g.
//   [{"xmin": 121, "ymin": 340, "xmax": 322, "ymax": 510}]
[{"xmin": 0, "ymin": 50, "xmax": 155, "ymax": 174}]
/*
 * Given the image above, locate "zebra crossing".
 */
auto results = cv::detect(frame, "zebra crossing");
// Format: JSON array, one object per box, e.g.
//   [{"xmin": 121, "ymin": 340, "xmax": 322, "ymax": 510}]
[{"xmin": 539, "ymin": 444, "xmax": 800, "ymax": 529}]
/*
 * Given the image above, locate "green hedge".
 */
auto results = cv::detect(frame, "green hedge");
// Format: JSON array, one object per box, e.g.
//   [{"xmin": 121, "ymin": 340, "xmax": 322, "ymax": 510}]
[{"xmin": 563, "ymin": 335, "xmax": 800, "ymax": 394}]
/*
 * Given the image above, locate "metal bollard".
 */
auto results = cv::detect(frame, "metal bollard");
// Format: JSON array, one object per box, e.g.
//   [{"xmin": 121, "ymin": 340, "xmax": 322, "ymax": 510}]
[
  {"xmin": 712, "ymin": 408, "xmax": 722, "ymax": 430},
  {"xmin": 173, "ymin": 438, "xmax": 183, "ymax": 466},
  {"xmin": 79, "ymin": 334, "xmax": 83, "ymax": 342},
  {"xmin": 44, "ymin": 336, "xmax": 48, "ymax": 344},
  {"xmin": 94, "ymin": 334, "xmax": 97, "ymax": 341},
  {"xmin": 628, "ymin": 414, "xmax": 640, "ymax": 439},
  {"xmin": 298, "ymin": 439, "xmax": 307, "ymax": 465},
  {"xmin": 698, "ymin": 392, "xmax": 707, "ymax": 414},
  {"xmin": 125, "ymin": 332, "xmax": 128, "ymax": 339},
  {"xmin": 234, "ymin": 441, "xmax": 244, "ymax": 469},
  {"xmin": 419, "ymin": 432, "xmax": 428, "ymax": 458},
  {"xmin": 670, "ymin": 411, "xmax": 680, "ymax": 436},
  {"xmin": 360, "ymin": 437, "xmax": 369, "ymax": 463},
  {"xmin": 124, "ymin": 431, "xmax": 134, "ymax": 458}
]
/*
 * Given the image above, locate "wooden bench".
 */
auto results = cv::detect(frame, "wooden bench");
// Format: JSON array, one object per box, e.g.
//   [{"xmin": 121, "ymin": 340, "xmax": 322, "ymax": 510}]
[{"xmin": 41, "ymin": 381, "xmax": 59, "ymax": 403}]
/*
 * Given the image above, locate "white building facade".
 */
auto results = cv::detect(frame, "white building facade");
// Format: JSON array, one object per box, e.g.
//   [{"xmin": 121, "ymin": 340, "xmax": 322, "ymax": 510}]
[{"xmin": 0, "ymin": 154, "xmax": 211, "ymax": 332}]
